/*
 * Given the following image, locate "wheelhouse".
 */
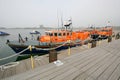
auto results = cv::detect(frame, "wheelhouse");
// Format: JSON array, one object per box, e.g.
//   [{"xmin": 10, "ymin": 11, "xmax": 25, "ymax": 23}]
[
  {"xmin": 45, "ymin": 30, "xmax": 72, "ymax": 37},
  {"xmin": 40, "ymin": 30, "xmax": 73, "ymax": 43}
]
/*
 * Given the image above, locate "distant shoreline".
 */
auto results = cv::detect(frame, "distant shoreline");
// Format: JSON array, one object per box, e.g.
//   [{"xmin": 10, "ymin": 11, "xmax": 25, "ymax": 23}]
[{"xmin": 0, "ymin": 26, "xmax": 120, "ymax": 30}]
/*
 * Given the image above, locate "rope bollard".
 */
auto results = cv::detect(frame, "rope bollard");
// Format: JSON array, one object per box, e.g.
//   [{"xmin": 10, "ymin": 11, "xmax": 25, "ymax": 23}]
[
  {"xmin": 115, "ymin": 32, "xmax": 120, "ymax": 40},
  {"xmin": 91, "ymin": 40, "xmax": 96, "ymax": 48},
  {"xmin": 68, "ymin": 46, "xmax": 71, "ymax": 55},
  {"xmin": 48, "ymin": 41, "xmax": 58, "ymax": 63},
  {"xmin": 49, "ymin": 49, "xmax": 57, "ymax": 63},
  {"xmin": 108, "ymin": 36, "xmax": 112, "ymax": 43},
  {"xmin": 112, "ymin": 36, "xmax": 115, "ymax": 40},
  {"xmin": 106, "ymin": 38, "xmax": 108, "ymax": 42},
  {"xmin": 87, "ymin": 43, "xmax": 90, "ymax": 49},
  {"xmin": 98, "ymin": 40, "xmax": 101, "ymax": 45},
  {"xmin": 30, "ymin": 55, "xmax": 34, "ymax": 69},
  {"xmin": 29, "ymin": 45, "xmax": 34, "ymax": 69}
]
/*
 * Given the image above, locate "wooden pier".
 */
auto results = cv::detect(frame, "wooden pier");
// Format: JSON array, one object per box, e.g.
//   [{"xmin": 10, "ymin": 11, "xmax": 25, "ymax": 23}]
[{"xmin": 1, "ymin": 39, "xmax": 120, "ymax": 80}]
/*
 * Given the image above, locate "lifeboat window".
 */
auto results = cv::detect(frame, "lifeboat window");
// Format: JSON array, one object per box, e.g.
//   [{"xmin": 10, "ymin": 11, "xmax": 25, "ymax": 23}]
[
  {"xmin": 63, "ymin": 33, "xmax": 66, "ymax": 36},
  {"xmin": 54, "ymin": 33, "xmax": 57, "ymax": 36},
  {"xmin": 58, "ymin": 33, "xmax": 61, "ymax": 36},
  {"xmin": 49, "ymin": 33, "xmax": 53, "ymax": 36},
  {"xmin": 45, "ymin": 32, "xmax": 49, "ymax": 36},
  {"xmin": 67, "ymin": 33, "xmax": 69, "ymax": 36}
]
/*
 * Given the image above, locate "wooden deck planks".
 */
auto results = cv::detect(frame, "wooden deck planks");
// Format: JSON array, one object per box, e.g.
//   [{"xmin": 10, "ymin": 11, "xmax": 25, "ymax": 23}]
[
  {"xmin": 29, "ymin": 42, "xmax": 117, "ymax": 80},
  {"xmin": 73, "ymin": 53, "xmax": 112, "ymax": 80},
  {"xmin": 36, "ymin": 49, "xmax": 100, "ymax": 80},
  {"xmin": 108, "ymin": 63, "xmax": 120, "ymax": 80},
  {"xmin": 62, "ymin": 58, "xmax": 106, "ymax": 80},
  {"xmin": 32, "ymin": 65, "xmax": 75, "ymax": 80},
  {"xmin": 86, "ymin": 55, "xmax": 118, "ymax": 79},
  {"xmin": 51, "ymin": 67, "xmax": 78, "ymax": 80},
  {"xmin": 78, "ymin": 53, "xmax": 115, "ymax": 80},
  {"xmin": 97, "ymin": 57, "xmax": 120, "ymax": 80}
]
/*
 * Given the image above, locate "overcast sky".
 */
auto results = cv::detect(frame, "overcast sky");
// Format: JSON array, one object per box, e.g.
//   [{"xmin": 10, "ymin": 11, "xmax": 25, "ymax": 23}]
[{"xmin": 0, "ymin": 0, "xmax": 120, "ymax": 28}]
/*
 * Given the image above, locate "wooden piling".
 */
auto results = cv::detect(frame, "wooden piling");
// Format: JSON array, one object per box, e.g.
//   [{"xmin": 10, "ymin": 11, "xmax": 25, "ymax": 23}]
[
  {"xmin": 91, "ymin": 40, "xmax": 96, "ymax": 48},
  {"xmin": 108, "ymin": 36, "xmax": 112, "ymax": 42},
  {"xmin": 115, "ymin": 32, "xmax": 120, "ymax": 39},
  {"xmin": 49, "ymin": 50, "xmax": 57, "ymax": 63}
]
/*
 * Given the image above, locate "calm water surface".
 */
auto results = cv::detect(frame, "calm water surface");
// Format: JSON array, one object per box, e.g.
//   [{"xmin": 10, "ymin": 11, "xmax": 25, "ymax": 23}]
[
  {"xmin": 1, "ymin": 27, "xmax": 120, "ymax": 47},
  {"xmin": 0, "ymin": 28, "xmax": 45, "ymax": 64},
  {"xmin": 0, "ymin": 28, "xmax": 45, "ymax": 42}
]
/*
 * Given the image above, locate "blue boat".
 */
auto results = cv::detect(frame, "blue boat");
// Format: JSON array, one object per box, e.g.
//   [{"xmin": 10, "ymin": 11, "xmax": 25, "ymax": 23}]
[
  {"xmin": 30, "ymin": 30, "xmax": 40, "ymax": 34},
  {"xmin": 0, "ymin": 31, "xmax": 10, "ymax": 36}
]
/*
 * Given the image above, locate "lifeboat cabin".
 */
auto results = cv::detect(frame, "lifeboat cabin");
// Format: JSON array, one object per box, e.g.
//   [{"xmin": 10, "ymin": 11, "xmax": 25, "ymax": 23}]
[
  {"xmin": 39, "ymin": 30, "xmax": 91, "ymax": 43},
  {"xmin": 98, "ymin": 27, "xmax": 113, "ymax": 39}
]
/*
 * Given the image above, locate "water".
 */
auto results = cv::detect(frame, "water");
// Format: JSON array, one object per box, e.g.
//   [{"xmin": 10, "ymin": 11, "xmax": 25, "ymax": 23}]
[
  {"xmin": 0, "ymin": 28, "xmax": 45, "ymax": 65},
  {"xmin": 0, "ymin": 28, "xmax": 45, "ymax": 41}
]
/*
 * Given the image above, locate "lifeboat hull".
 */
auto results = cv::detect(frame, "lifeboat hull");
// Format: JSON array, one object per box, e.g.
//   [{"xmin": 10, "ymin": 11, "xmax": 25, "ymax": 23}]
[{"xmin": 7, "ymin": 40, "xmax": 82, "ymax": 54}]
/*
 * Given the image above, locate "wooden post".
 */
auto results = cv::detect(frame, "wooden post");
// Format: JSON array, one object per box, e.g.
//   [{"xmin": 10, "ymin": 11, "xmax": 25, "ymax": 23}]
[
  {"xmin": 29, "ymin": 45, "xmax": 34, "ymax": 69},
  {"xmin": 30, "ymin": 55, "xmax": 34, "ymax": 69},
  {"xmin": 108, "ymin": 36, "xmax": 112, "ymax": 42},
  {"xmin": 88, "ymin": 43, "xmax": 91, "ymax": 49},
  {"xmin": 49, "ymin": 49, "xmax": 57, "ymax": 63},
  {"xmin": 91, "ymin": 40, "xmax": 96, "ymax": 48},
  {"xmin": 98, "ymin": 40, "xmax": 101, "ymax": 45},
  {"xmin": 115, "ymin": 33, "xmax": 120, "ymax": 39},
  {"xmin": 68, "ymin": 46, "xmax": 71, "ymax": 55}
]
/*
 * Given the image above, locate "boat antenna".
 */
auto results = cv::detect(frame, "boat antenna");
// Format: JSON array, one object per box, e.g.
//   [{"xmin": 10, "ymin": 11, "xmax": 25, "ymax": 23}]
[
  {"xmin": 107, "ymin": 21, "xmax": 111, "ymax": 27},
  {"xmin": 57, "ymin": 9, "xmax": 59, "ymax": 30},
  {"xmin": 70, "ymin": 17, "xmax": 73, "ymax": 31},
  {"xmin": 60, "ymin": 12, "xmax": 63, "ymax": 30},
  {"xmin": 18, "ymin": 33, "xmax": 24, "ymax": 43}
]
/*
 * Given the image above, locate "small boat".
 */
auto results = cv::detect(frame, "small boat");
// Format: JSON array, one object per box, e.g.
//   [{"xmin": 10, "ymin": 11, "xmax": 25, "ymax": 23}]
[
  {"xmin": 30, "ymin": 30, "xmax": 40, "ymax": 34},
  {"xmin": 98, "ymin": 27, "xmax": 113, "ymax": 39},
  {"xmin": 0, "ymin": 31, "xmax": 9, "ymax": 36}
]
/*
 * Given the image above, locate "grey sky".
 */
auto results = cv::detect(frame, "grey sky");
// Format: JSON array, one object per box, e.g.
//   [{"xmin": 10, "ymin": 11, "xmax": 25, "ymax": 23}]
[{"xmin": 0, "ymin": 0, "xmax": 120, "ymax": 28}]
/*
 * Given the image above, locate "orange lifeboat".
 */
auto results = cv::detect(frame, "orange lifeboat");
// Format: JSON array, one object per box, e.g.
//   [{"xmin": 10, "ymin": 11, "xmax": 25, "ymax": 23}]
[
  {"xmin": 39, "ymin": 27, "xmax": 112, "ymax": 43},
  {"xmin": 98, "ymin": 27, "xmax": 113, "ymax": 39},
  {"xmin": 39, "ymin": 29, "xmax": 91, "ymax": 43}
]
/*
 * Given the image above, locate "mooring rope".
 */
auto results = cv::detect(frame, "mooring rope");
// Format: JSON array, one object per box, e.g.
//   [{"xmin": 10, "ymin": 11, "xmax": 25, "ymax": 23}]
[
  {"xmin": 35, "ymin": 39, "xmax": 92, "ymax": 51},
  {"xmin": 0, "ymin": 38, "xmax": 91, "ymax": 61},
  {"xmin": 35, "ymin": 40, "xmax": 70, "ymax": 50},
  {"xmin": 0, "ymin": 47, "xmax": 29, "ymax": 61}
]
